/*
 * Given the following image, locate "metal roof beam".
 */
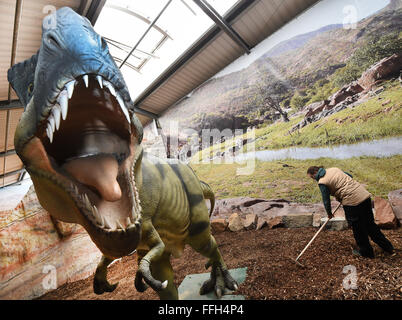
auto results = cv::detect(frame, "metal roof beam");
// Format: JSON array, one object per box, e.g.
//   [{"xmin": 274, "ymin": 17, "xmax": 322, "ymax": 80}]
[
  {"xmin": 85, "ymin": 0, "xmax": 106, "ymax": 25},
  {"xmin": 193, "ymin": 0, "xmax": 251, "ymax": 54},
  {"xmin": 133, "ymin": 107, "xmax": 158, "ymax": 119},
  {"xmin": 119, "ymin": 0, "xmax": 173, "ymax": 69}
]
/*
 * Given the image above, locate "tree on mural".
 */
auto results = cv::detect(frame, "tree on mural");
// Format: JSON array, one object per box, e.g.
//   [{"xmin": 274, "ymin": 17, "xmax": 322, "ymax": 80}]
[
  {"xmin": 246, "ymin": 57, "xmax": 291, "ymax": 122},
  {"xmin": 248, "ymin": 80, "xmax": 290, "ymax": 123}
]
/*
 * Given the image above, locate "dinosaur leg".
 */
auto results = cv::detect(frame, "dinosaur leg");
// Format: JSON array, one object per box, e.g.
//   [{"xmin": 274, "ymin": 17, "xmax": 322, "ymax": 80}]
[
  {"xmin": 190, "ymin": 233, "xmax": 238, "ymax": 298},
  {"xmin": 187, "ymin": 209, "xmax": 238, "ymax": 298},
  {"xmin": 149, "ymin": 252, "xmax": 178, "ymax": 300},
  {"xmin": 134, "ymin": 249, "xmax": 148, "ymax": 292},
  {"xmin": 135, "ymin": 221, "xmax": 168, "ymax": 292},
  {"xmin": 93, "ymin": 255, "xmax": 119, "ymax": 295}
]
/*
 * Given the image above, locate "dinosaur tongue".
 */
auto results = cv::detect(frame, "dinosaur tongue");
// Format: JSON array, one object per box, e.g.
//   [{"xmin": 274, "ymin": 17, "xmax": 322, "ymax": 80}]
[{"xmin": 62, "ymin": 155, "xmax": 122, "ymax": 201}]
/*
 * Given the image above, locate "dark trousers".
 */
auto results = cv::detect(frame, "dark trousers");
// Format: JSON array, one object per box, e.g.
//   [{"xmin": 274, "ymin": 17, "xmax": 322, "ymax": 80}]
[{"xmin": 343, "ymin": 198, "xmax": 394, "ymax": 257}]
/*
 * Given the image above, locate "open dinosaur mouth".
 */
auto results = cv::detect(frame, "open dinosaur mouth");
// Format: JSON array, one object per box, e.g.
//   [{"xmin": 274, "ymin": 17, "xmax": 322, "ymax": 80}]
[{"xmin": 34, "ymin": 74, "xmax": 142, "ymax": 235}]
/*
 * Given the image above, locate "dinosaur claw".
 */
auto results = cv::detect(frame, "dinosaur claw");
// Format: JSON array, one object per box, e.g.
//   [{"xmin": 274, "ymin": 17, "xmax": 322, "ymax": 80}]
[
  {"xmin": 200, "ymin": 264, "xmax": 237, "ymax": 299},
  {"xmin": 161, "ymin": 280, "xmax": 168, "ymax": 289},
  {"xmin": 93, "ymin": 277, "xmax": 119, "ymax": 295},
  {"xmin": 215, "ymin": 287, "xmax": 222, "ymax": 299}
]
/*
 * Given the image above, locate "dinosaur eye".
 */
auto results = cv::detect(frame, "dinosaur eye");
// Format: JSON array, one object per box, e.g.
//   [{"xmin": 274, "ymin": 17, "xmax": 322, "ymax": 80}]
[{"xmin": 28, "ymin": 83, "xmax": 34, "ymax": 93}]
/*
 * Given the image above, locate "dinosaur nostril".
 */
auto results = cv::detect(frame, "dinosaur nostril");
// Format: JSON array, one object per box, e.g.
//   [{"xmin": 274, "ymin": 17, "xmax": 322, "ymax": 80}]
[{"xmin": 47, "ymin": 34, "xmax": 61, "ymax": 48}]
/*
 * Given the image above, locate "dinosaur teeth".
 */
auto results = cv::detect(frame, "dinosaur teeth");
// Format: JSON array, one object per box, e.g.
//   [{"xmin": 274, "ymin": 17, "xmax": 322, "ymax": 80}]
[
  {"xmin": 116, "ymin": 219, "xmax": 124, "ymax": 230},
  {"xmin": 126, "ymin": 217, "xmax": 131, "ymax": 227},
  {"xmin": 99, "ymin": 214, "xmax": 105, "ymax": 228},
  {"xmin": 104, "ymin": 216, "xmax": 113, "ymax": 229},
  {"xmin": 57, "ymin": 90, "xmax": 69, "ymax": 120},
  {"xmin": 48, "ymin": 115, "xmax": 55, "ymax": 132},
  {"xmin": 46, "ymin": 124, "xmax": 53, "ymax": 143},
  {"xmin": 96, "ymin": 75, "xmax": 103, "ymax": 88},
  {"xmin": 52, "ymin": 105, "xmax": 61, "ymax": 130},
  {"xmin": 103, "ymin": 79, "xmax": 116, "ymax": 96},
  {"xmin": 116, "ymin": 93, "xmax": 131, "ymax": 124},
  {"xmin": 65, "ymin": 80, "xmax": 75, "ymax": 99},
  {"xmin": 83, "ymin": 75, "xmax": 89, "ymax": 88}
]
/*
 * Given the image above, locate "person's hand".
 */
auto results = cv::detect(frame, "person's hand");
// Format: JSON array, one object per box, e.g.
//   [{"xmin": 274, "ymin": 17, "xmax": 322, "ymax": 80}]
[{"xmin": 327, "ymin": 212, "xmax": 334, "ymax": 219}]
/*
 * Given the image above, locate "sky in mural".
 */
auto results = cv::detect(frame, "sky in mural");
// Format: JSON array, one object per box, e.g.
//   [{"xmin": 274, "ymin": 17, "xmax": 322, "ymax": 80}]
[{"xmin": 215, "ymin": 0, "xmax": 390, "ymax": 78}]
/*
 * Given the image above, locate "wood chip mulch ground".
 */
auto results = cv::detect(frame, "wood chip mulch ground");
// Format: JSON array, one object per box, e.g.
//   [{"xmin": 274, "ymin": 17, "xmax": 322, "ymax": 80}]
[{"xmin": 39, "ymin": 227, "xmax": 402, "ymax": 300}]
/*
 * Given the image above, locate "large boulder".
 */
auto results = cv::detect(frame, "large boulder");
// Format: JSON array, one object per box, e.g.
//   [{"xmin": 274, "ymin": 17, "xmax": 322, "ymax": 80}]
[
  {"xmin": 304, "ymin": 100, "xmax": 329, "ymax": 118},
  {"xmin": 388, "ymin": 189, "xmax": 402, "ymax": 224},
  {"xmin": 374, "ymin": 197, "xmax": 399, "ymax": 229},
  {"xmin": 358, "ymin": 53, "xmax": 402, "ymax": 90},
  {"xmin": 328, "ymin": 82, "xmax": 364, "ymax": 107}
]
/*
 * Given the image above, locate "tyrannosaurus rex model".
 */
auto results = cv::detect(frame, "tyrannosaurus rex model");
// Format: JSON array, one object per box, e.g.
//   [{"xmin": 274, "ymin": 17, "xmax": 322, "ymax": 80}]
[{"xmin": 8, "ymin": 7, "xmax": 237, "ymax": 299}]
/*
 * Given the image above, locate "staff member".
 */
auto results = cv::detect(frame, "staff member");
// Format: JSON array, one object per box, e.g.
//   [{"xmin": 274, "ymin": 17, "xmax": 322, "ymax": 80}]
[{"xmin": 307, "ymin": 166, "xmax": 394, "ymax": 258}]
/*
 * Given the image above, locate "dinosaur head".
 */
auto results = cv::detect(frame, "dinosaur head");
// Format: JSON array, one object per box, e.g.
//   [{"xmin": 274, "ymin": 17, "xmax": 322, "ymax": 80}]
[{"xmin": 8, "ymin": 7, "xmax": 144, "ymax": 258}]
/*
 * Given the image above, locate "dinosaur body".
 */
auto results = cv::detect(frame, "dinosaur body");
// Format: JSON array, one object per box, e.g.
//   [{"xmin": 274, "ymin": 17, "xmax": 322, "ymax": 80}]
[{"xmin": 8, "ymin": 7, "xmax": 236, "ymax": 299}]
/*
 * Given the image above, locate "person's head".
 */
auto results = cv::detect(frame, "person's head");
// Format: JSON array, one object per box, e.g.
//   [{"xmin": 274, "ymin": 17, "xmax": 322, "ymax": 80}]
[{"xmin": 307, "ymin": 166, "xmax": 324, "ymax": 180}]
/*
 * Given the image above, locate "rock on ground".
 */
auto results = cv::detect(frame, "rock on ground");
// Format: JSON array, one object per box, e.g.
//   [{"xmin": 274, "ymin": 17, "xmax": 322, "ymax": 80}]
[
  {"xmin": 374, "ymin": 197, "xmax": 399, "ymax": 229},
  {"xmin": 242, "ymin": 213, "xmax": 258, "ymax": 230},
  {"xmin": 210, "ymin": 218, "xmax": 228, "ymax": 234},
  {"xmin": 358, "ymin": 53, "xmax": 402, "ymax": 90},
  {"xmin": 282, "ymin": 213, "xmax": 313, "ymax": 228},
  {"xmin": 388, "ymin": 189, "xmax": 402, "ymax": 224},
  {"xmin": 228, "ymin": 213, "xmax": 244, "ymax": 232}
]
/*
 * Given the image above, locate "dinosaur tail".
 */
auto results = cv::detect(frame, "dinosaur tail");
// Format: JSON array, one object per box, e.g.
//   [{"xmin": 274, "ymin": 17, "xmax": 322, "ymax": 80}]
[{"xmin": 200, "ymin": 181, "xmax": 215, "ymax": 217}]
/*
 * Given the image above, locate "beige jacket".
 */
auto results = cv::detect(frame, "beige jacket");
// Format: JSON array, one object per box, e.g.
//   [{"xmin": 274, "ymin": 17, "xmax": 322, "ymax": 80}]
[{"xmin": 318, "ymin": 167, "xmax": 371, "ymax": 206}]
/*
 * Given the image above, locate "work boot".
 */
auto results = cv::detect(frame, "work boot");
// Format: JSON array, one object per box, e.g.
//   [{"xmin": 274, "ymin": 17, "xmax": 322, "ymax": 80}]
[
  {"xmin": 352, "ymin": 249, "xmax": 374, "ymax": 259},
  {"xmin": 383, "ymin": 248, "xmax": 396, "ymax": 256}
]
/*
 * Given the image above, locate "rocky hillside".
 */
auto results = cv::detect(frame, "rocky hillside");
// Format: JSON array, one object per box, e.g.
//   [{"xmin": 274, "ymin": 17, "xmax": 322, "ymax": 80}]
[{"xmin": 157, "ymin": 4, "xmax": 402, "ymax": 136}]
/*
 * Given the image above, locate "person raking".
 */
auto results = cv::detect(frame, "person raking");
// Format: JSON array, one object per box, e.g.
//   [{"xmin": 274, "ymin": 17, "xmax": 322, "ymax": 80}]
[{"xmin": 307, "ymin": 166, "xmax": 394, "ymax": 258}]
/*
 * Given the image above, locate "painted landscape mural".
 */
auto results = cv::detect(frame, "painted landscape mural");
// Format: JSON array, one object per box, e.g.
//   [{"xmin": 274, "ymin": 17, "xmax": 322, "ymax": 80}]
[{"xmin": 144, "ymin": 0, "xmax": 401, "ymax": 159}]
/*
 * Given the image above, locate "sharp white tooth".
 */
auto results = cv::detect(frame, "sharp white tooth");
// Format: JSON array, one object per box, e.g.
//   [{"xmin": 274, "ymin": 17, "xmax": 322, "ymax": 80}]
[
  {"xmin": 74, "ymin": 185, "xmax": 79, "ymax": 194},
  {"xmin": 65, "ymin": 80, "xmax": 75, "ymax": 99},
  {"xmin": 92, "ymin": 205, "xmax": 99, "ymax": 217},
  {"xmin": 48, "ymin": 115, "xmax": 55, "ymax": 132},
  {"xmin": 116, "ymin": 219, "xmax": 124, "ymax": 230},
  {"xmin": 52, "ymin": 105, "xmax": 61, "ymax": 130},
  {"xmin": 104, "ymin": 80, "xmax": 116, "ymax": 96},
  {"xmin": 104, "ymin": 217, "xmax": 112, "ymax": 229},
  {"xmin": 58, "ymin": 90, "xmax": 68, "ymax": 120},
  {"xmin": 47, "ymin": 124, "xmax": 53, "ymax": 143},
  {"xmin": 116, "ymin": 94, "xmax": 131, "ymax": 124},
  {"xmin": 96, "ymin": 75, "xmax": 103, "ymax": 88},
  {"xmin": 99, "ymin": 215, "xmax": 105, "ymax": 228},
  {"xmin": 126, "ymin": 217, "xmax": 131, "ymax": 226},
  {"xmin": 84, "ymin": 193, "xmax": 91, "ymax": 207},
  {"xmin": 83, "ymin": 75, "xmax": 89, "ymax": 88}
]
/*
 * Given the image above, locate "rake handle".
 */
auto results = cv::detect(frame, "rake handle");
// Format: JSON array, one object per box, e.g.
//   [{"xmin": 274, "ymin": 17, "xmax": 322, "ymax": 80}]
[{"xmin": 295, "ymin": 203, "xmax": 342, "ymax": 262}]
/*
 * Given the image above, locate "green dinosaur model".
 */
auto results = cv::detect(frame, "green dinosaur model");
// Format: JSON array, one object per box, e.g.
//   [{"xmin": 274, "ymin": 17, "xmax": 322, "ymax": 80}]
[{"xmin": 8, "ymin": 7, "xmax": 237, "ymax": 299}]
